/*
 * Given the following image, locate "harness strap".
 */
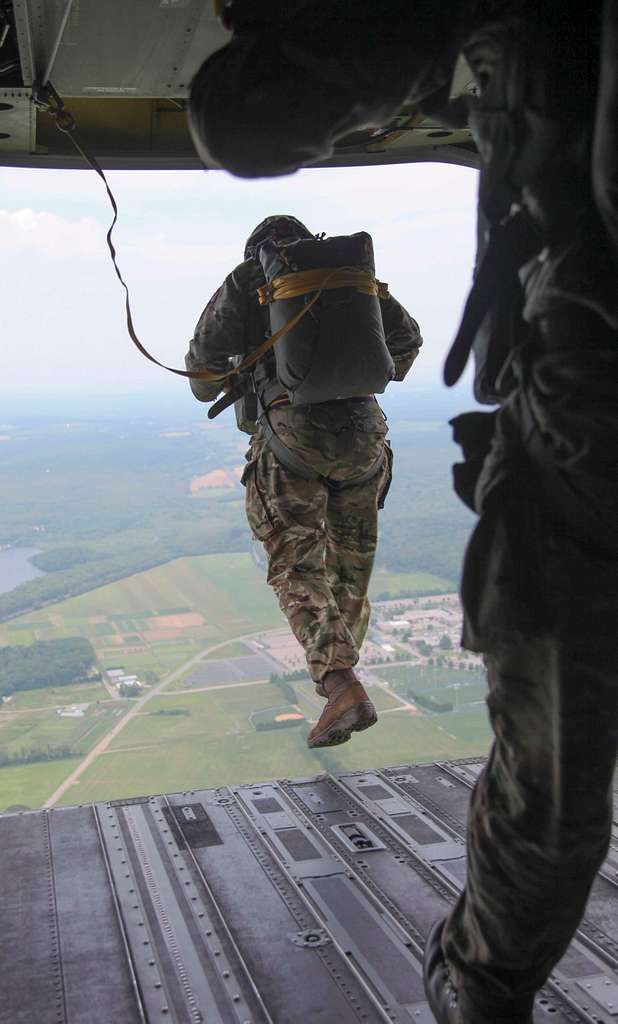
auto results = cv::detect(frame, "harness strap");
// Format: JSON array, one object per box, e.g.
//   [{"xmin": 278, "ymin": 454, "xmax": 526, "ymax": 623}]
[
  {"xmin": 258, "ymin": 267, "xmax": 389, "ymax": 305},
  {"xmin": 256, "ymin": 392, "xmax": 385, "ymax": 490}
]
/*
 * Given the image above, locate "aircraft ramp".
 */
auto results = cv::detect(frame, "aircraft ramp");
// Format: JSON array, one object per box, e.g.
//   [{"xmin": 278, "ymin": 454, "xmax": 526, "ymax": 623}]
[{"xmin": 2, "ymin": 758, "xmax": 618, "ymax": 1023}]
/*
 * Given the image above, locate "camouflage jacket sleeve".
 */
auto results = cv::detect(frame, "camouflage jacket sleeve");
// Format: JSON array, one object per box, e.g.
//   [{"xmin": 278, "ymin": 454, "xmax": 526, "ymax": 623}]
[
  {"xmin": 185, "ymin": 264, "xmax": 249, "ymax": 403},
  {"xmin": 379, "ymin": 293, "xmax": 423, "ymax": 382}
]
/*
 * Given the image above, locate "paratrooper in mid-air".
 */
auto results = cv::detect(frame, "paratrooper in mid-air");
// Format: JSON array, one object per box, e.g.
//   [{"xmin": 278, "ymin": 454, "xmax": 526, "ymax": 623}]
[{"xmin": 186, "ymin": 213, "xmax": 421, "ymax": 750}]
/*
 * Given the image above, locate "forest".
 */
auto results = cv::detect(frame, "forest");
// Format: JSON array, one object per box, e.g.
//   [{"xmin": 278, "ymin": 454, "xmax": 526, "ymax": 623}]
[
  {"xmin": 0, "ymin": 398, "xmax": 475, "ymax": 620},
  {"xmin": 0, "ymin": 637, "xmax": 97, "ymax": 696}
]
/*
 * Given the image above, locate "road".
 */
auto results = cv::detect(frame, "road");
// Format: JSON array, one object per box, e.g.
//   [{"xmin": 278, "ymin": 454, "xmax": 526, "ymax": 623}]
[{"xmin": 42, "ymin": 631, "xmax": 267, "ymax": 809}]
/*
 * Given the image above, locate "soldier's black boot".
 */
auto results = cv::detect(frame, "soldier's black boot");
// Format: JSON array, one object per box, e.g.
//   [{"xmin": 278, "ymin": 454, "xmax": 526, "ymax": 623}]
[
  {"xmin": 423, "ymin": 920, "xmax": 534, "ymax": 1024},
  {"xmin": 423, "ymin": 920, "xmax": 461, "ymax": 1023}
]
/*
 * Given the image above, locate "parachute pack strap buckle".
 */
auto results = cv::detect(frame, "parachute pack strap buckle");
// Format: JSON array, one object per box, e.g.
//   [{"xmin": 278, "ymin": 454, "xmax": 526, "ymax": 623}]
[
  {"xmin": 257, "ymin": 267, "xmax": 389, "ymax": 305},
  {"xmin": 256, "ymin": 391, "xmax": 385, "ymax": 490}
]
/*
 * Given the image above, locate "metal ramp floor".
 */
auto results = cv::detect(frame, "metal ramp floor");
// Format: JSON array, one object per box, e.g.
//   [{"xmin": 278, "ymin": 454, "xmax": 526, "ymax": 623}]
[{"xmin": 2, "ymin": 759, "xmax": 618, "ymax": 1024}]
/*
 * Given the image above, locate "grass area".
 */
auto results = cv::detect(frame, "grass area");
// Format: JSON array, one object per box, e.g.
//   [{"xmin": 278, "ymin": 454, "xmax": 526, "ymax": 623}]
[
  {"xmin": 376, "ymin": 663, "xmax": 485, "ymax": 694},
  {"xmin": 368, "ymin": 569, "xmax": 453, "ymax": 599},
  {"xmin": 328, "ymin": 706, "xmax": 492, "ymax": 772},
  {"xmin": 63, "ymin": 700, "xmax": 493, "ymax": 802},
  {"xmin": 100, "ymin": 642, "xmax": 204, "ymax": 680},
  {"xmin": 1, "ymin": 680, "xmax": 110, "ymax": 710},
  {"xmin": 250, "ymin": 705, "xmax": 304, "ymax": 729},
  {"xmin": 0, "ymin": 701, "xmax": 131, "ymax": 811},
  {"xmin": 58, "ymin": 680, "xmax": 492, "ymax": 806},
  {"xmin": 365, "ymin": 685, "xmax": 403, "ymax": 712},
  {"xmin": 3, "ymin": 554, "xmax": 279, "ymax": 631},
  {"xmin": 0, "ymin": 703, "xmax": 128, "ymax": 758},
  {"xmin": 0, "ymin": 758, "xmax": 82, "ymax": 812},
  {"xmin": 1, "ymin": 555, "xmax": 281, "ymax": 652},
  {"xmin": 202, "ymin": 641, "xmax": 251, "ymax": 661},
  {"xmin": 0, "ymin": 556, "xmax": 481, "ymax": 812},
  {"xmin": 164, "ymin": 671, "xmax": 271, "ymax": 694},
  {"xmin": 60, "ymin": 732, "xmax": 328, "ymax": 804},
  {"xmin": 108, "ymin": 684, "xmax": 283, "ymax": 749}
]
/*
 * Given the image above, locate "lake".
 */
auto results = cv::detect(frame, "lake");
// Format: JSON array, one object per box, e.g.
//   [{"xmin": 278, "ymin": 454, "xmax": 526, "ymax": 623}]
[{"xmin": 0, "ymin": 547, "xmax": 46, "ymax": 594}]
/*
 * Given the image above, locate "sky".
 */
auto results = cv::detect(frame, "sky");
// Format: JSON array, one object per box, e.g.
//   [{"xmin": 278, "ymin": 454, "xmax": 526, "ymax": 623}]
[{"xmin": 0, "ymin": 161, "xmax": 479, "ymax": 404}]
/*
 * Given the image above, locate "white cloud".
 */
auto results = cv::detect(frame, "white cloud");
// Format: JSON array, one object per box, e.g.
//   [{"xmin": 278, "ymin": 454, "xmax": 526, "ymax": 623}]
[
  {"xmin": 0, "ymin": 163, "xmax": 480, "ymax": 397},
  {"xmin": 0, "ymin": 208, "xmax": 105, "ymax": 257}
]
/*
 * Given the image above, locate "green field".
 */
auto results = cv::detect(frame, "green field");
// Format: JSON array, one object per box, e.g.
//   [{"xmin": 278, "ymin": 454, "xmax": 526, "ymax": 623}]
[
  {"xmin": 54, "ymin": 678, "xmax": 492, "ymax": 806},
  {"xmin": 368, "ymin": 569, "xmax": 453, "ymax": 599},
  {"xmin": 0, "ymin": 554, "xmax": 487, "ymax": 812},
  {"xmin": 0, "ymin": 554, "xmax": 281, "ymax": 642},
  {"xmin": 0, "ymin": 703, "xmax": 128, "ymax": 757},
  {"xmin": 99, "ymin": 642, "xmax": 205, "ymax": 680},
  {"xmin": 0, "ymin": 758, "xmax": 83, "ymax": 812},
  {"xmin": 375, "ymin": 663, "xmax": 488, "ymax": 711},
  {"xmin": 0, "ymin": 554, "xmax": 284, "ymax": 700},
  {"xmin": 202, "ymin": 641, "xmax": 251, "ymax": 660},
  {"xmin": 2, "ymin": 680, "xmax": 110, "ymax": 710},
  {"xmin": 0, "ymin": 700, "xmax": 131, "ymax": 811}
]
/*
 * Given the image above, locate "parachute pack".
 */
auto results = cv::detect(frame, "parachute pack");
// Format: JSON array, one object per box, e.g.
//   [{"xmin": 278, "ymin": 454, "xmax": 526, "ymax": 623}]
[{"xmin": 257, "ymin": 231, "xmax": 395, "ymax": 406}]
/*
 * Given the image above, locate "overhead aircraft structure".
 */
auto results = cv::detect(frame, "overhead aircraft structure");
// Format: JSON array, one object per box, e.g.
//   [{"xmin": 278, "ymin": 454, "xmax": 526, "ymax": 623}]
[{"xmin": 0, "ymin": 0, "xmax": 479, "ymax": 171}]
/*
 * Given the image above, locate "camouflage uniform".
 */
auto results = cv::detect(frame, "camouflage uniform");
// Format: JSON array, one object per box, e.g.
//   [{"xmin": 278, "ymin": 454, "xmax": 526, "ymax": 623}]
[
  {"xmin": 186, "ymin": 218, "xmax": 421, "ymax": 682},
  {"xmin": 188, "ymin": 6, "xmax": 618, "ymax": 1020},
  {"xmin": 242, "ymin": 401, "xmax": 392, "ymax": 681}
]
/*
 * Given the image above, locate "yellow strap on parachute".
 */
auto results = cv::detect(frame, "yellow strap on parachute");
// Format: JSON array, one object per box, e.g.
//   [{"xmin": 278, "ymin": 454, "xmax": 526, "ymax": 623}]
[
  {"xmin": 257, "ymin": 266, "xmax": 389, "ymax": 305},
  {"xmin": 187, "ymin": 266, "xmax": 389, "ymax": 383}
]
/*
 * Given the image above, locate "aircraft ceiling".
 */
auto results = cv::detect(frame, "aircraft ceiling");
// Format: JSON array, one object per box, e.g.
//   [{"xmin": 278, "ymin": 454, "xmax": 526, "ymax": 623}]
[{"xmin": 0, "ymin": 0, "xmax": 479, "ymax": 171}]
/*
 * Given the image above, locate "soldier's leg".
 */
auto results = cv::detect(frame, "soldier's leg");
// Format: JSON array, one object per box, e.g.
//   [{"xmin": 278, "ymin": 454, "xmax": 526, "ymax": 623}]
[
  {"xmin": 440, "ymin": 637, "xmax": 618, "ymax": 1021},
  {"xmin": 243, "ymin": 442, "xmax": 359, "ymax": 681},
  {"xmin": 324, "ymin": 454, "xmax": 389, "ymax": 649}
]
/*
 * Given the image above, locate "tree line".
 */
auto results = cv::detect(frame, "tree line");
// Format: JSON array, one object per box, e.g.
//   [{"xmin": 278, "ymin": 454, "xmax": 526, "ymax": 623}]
[{"xmin": 0, "ymin": 637, "xmax": 97, "ymax": 698}]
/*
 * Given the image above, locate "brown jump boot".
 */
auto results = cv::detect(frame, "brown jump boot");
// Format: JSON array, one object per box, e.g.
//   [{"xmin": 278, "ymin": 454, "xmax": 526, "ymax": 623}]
[{"xmin": 307, "ymin": 668, "xmax": 377, "ymax": 749}]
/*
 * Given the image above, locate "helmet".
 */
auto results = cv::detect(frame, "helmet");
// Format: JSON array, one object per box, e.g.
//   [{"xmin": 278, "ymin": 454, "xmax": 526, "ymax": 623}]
[{"xmin": 244, "ymin": 215, "xmax": 312, "ymax": 260}]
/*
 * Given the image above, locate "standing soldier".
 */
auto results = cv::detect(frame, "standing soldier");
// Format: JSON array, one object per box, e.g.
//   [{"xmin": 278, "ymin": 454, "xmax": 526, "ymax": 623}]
[{"xmin": 186, "ymin": 215, "xmax": 421, "ymax": 749}]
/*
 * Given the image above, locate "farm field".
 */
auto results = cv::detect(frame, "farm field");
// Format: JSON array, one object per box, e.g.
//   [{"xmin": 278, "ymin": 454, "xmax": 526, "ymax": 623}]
[
  {"xmin": 0, "ymin": 699, "xmax": 130, "ymax": 810},
  {"xmin": 368, "ymin": 568, "xmax": 453, "ymax": 599},
  {"xmin": 329, "ymin": 708, "xmax": 492, "ymax": 771},
  {"xmin": 55, "ymin": 676, "xmax": 492, "ymax": 807},
  {"xmin": 0, "ymin": 554, "xmax": 284, "ymax": 688},
  {"xmin": 0, "ymin": 702, "xmax": 127, "ymax": 756},
  {"xmin": 3, "ymin": 680, "xmax": 111, "ymax": 710},
  {"xmin": 0, "ymin": 553, "xmax": 281, "ymax": 640},
  {"xmin": 0, "ymin": 758, "xmax": 83, "ymax": 812},
  {"xmin": 0, "ymin": 554, "xmax": 491, "ymax": 813}
]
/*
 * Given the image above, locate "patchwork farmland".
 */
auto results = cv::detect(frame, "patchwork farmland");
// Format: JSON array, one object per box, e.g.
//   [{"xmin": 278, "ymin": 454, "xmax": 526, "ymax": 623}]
[{"xmin": 0, "ymin": 554, "xmax": 492, "ymax": 812}]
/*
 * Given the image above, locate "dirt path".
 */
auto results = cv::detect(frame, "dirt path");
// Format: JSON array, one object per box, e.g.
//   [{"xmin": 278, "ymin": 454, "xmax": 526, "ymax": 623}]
[{"xmin": 42, "ymin": 632, "xmax": 265, "ymax": 809}]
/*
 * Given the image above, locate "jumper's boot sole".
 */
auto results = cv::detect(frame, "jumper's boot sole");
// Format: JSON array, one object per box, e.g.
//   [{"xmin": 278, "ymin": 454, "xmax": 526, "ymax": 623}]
[{"xmin": 308, "ymin": 680, "xmax": 377, "ymax": 749}]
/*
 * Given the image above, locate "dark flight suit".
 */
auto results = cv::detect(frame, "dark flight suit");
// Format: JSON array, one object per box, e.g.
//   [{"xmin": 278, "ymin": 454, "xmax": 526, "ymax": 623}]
[
  {"xmin": 185, "ymin": 229, "xmax": 421, "ymax": 683},
  {"xmin": 188, "ymin": 4, "xmax": 617, "ymax": 1020},
  {"xmin": 440, "ymin": 13, "xmax": 618, "ymax": 1019}
]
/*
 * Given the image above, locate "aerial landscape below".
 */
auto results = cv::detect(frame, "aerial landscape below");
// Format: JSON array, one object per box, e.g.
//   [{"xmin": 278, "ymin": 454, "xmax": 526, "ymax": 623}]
[{"xmin": 0, "ymin": 393, "xmax": 489, "ymax": 813}]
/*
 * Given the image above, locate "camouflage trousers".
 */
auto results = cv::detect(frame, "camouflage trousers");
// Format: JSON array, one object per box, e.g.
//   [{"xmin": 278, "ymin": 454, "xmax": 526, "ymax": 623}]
[
  {"xmin": 241, "ymin": 402, "xmax": 391, "ymax": 681},
  {"xmin": 443, "ymin": 341, "xmax": 618, "ymax": 1019}
]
